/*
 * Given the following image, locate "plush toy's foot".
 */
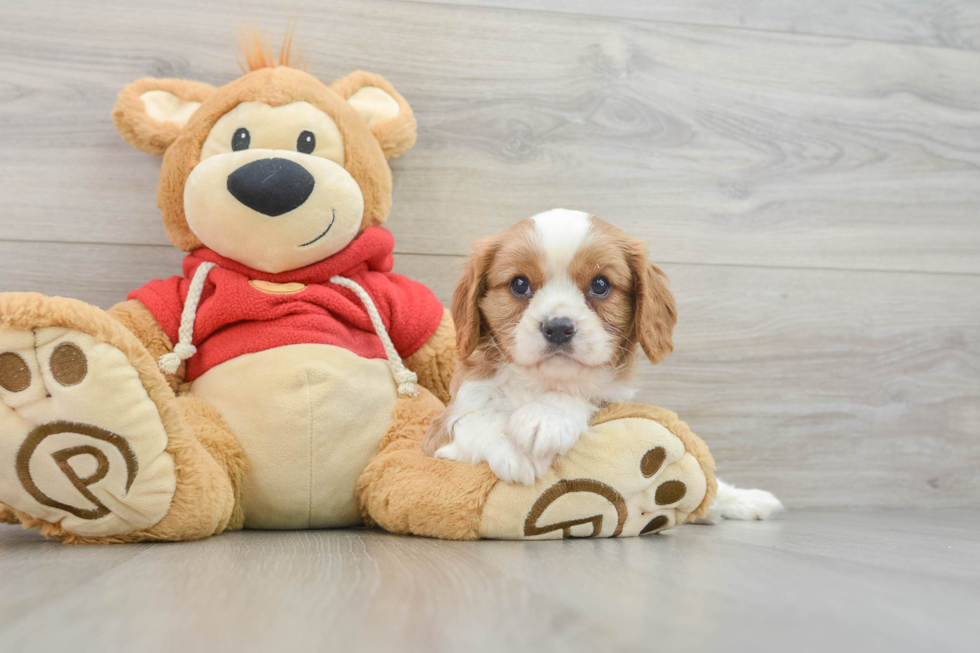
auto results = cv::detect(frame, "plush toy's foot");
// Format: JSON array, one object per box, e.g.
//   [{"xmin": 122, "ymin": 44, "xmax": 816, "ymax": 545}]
[
  {"xmin": 0, "ymin": 295, "xmax": 176, "ymax": 538},
  {"xmin": 0, "ymin": 293, "xmax": 241, "ymax": 543},
  {"xmin": 358, "ymin": 399, "xmax": 716, "ymax": 540},
  {"xmin": 479, "ymin": 403, "xmax": 716, "ymax": 539}
]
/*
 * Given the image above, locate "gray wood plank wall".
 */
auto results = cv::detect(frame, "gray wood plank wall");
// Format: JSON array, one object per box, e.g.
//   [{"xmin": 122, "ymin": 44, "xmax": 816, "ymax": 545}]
[{"xmin": 1, "ymin": 0, "xmax": 978, "ymax": 509}]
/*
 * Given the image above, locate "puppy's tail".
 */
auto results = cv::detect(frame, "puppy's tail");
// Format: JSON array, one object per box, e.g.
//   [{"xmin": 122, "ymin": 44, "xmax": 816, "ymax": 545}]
[{"xmin": 695, "ymin": 479, "xmax": 784, "ymax": 524}]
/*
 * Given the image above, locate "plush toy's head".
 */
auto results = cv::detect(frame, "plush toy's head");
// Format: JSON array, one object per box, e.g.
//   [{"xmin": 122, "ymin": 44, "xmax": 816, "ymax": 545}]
[{"xmin": 112, "ymin": 34, "xmax": 417, "ymax": 273}]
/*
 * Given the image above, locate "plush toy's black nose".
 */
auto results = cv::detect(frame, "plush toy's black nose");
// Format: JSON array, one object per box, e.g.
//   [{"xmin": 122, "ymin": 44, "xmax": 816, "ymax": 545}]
[
  {"xmin": 541, "ymin": 317, "xmax": 575, "ymax": 345},
  {"xmin": 227, "ymin": 158, "xmax": 315, "ymax": 217}
]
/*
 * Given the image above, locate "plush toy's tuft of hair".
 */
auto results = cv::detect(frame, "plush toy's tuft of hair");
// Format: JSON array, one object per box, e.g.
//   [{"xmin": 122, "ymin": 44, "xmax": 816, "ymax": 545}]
[{"xmin": 237, "ymin": 25, "xmax": 306, "ymax": 73}]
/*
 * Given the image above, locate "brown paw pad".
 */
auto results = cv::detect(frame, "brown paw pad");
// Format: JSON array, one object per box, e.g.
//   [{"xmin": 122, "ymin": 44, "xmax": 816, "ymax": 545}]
[
  {"xmin": 0, "ymin": 352, "xmax": 31, "ymax": 392},
  {"xmin": 640, "ymin": 446, "xmax": 666, "ymax": 478},
  {"xmin": 50, "ymin": 342, "xmax": 87, "ymax": 386},
  {"xmin": 655, "ymin": 480, "xmax": 686, "ymax": 505},
  {"xmin": 640, "ymin": 515, "xmax": 669, "ymax": 535}
]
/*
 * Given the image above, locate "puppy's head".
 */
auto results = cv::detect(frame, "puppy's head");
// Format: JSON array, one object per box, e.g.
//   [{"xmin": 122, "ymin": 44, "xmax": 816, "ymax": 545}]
[{"xmin": 452, "ymin": 209, "xmax": 677, "ymax": 377}]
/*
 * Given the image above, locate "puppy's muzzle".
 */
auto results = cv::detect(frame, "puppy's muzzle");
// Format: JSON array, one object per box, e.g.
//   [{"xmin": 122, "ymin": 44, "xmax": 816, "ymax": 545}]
[
  {"xmin": 541, "ymin": 317, "xmax": 575, "ymax": 346},
  {"xmin": 227, "ymin": 157, "xmax": 315, "ymax": 217}
]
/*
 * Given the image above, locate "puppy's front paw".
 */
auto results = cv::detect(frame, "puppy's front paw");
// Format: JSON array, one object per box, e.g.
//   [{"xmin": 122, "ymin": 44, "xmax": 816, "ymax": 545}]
[
  {"xmin": 507, "ymin": 403, "xmax": 586, "ymax": 463},
  {"xmin": 486, "ymin": 440, "xmax": 537, "ymax": 486},
  {"xmin": 529, "ymin": 453, "xmax": 555, "ymax": 479},
  {"xmin": 435, "ymin": 434, "xmax": 535, "ymax": 485}
]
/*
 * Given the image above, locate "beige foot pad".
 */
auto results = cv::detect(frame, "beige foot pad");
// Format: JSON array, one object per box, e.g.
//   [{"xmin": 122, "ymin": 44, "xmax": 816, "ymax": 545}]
[
  {"xmin": 478, "ymin": 403, "xmax": 715, "ymax": 539},
  {"xmin": 0, "ymin": 326, "xmax": 175, "ymax": 537}
]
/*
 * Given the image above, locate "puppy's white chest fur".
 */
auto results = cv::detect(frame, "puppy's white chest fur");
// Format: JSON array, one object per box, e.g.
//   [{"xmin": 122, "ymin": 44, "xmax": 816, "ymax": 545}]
[
  {"xmin": 473, "ymin": 360, "xmax": 633, "ymax": 409},
  {"xmin": 435, "ymin": 362, "xmax": 635, "ymax": 485}
]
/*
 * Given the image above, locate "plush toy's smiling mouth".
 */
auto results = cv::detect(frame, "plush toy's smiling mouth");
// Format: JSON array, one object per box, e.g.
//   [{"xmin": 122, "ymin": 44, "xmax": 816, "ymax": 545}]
[{"xmin": 299, "ymin": 209, "xmax": 336, "ymax": 248}]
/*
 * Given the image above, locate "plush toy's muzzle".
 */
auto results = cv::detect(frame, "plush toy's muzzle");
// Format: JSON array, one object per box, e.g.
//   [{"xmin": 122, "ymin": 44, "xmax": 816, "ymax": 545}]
[{"xmin": 183, "ymin": 144, "xmax": 365, "ymax": 273}]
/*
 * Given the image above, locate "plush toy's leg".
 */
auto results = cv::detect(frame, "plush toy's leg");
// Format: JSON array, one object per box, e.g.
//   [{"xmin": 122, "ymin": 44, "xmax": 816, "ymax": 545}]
[
  {"xmin": 356, "ymin": 387, "xmax": 498, "ymax": 540},
  {"xmin": 0, "ymin": 293, "xmax": 245, "ymax": 543},
  {"xmin": 358, "ymin": 399, "xmax": 716, "ymax": 540}
]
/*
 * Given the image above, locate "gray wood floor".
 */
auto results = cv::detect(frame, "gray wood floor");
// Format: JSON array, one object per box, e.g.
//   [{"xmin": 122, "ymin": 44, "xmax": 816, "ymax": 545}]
[{"xmin": 2, "ymin": 510, "xmax": 978, "ymax": 653}]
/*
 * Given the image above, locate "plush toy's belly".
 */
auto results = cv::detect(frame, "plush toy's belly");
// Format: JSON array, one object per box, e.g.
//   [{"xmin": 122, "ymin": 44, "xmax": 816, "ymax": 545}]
[{"xmin": 188, "ymin": 344, "xmax": 398, "ymax": 529}]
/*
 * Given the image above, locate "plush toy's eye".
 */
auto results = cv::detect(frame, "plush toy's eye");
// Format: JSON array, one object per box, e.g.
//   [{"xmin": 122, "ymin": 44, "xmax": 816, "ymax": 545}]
[
  {"xmin": 232, "ymin": 128, "xmax": 250, "ymax": 151},
  {"xmin": 510, "ymin": 276, "xmax": 531, "ymax": 298},
  {"xmin": 297, "ymin": 130, "xmax": 316, "ymax": 154},
  {"xmin": 590, "ymin": 276, "xmax": 610, "ymax": 298}
]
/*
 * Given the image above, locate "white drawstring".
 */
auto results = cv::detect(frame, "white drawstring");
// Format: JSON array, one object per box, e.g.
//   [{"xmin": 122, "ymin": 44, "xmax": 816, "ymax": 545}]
[
  {"xmin": 154, "ymin": 265, "xmax": 418, "ymax": 397},
  {"xmin": 330, "ymin": 275, "xmax": 418, "ymax": 396},
  {"xmin": 158, "ymin": 262, "xmax": 217, "ymax": 375}
]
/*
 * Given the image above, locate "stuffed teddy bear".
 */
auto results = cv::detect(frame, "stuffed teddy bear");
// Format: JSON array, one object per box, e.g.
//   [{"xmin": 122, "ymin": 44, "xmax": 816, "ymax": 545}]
[{"xmin": 0, "ymin": 35, "xmax": 716, "ymax": 542}]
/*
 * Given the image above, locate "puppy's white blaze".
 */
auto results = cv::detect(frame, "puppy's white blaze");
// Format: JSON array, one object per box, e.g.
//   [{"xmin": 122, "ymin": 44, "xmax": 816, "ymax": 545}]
[{"xmin": 531, "ymin": 209, "xmax": 592, "ymax": 281}]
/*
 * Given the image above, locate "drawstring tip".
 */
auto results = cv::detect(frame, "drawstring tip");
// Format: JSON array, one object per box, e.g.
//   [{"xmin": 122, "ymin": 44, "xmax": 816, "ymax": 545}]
[
  {"xmin": 158, "ymin": 352, "xmax": 182, "ymax": 375},
  {"xmin": 159, "ymin": 343, "xmax": 197, "ymax": 376},
  {"xmin": 397, "ymin": 381, "xmax": 419, "ymax": 397},
  {"xmin": 393, "ymin": 367, "xmax": 419, "ymax": 397}
]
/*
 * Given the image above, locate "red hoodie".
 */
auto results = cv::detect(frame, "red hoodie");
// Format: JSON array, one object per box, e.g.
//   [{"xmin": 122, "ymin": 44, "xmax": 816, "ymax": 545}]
[{"xmin": 129, "ymin": 228, "xmax": 445, "ymax": 382}]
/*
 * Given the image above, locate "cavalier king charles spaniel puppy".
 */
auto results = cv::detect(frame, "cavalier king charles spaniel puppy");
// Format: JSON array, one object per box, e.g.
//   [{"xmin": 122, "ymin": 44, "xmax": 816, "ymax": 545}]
[{"xmin": 424, "ymin": 209, "xmax": 782, "ymax": 521}]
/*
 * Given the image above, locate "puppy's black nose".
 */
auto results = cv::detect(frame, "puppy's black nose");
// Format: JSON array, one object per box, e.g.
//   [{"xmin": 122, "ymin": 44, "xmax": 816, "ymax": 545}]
[
  {"xmin": 227, "ymin": 158, "xmax": 315, "ymax": 217},
  {"xmin": 541, "ymin": 317, "xmax": 575, "ymax": 345}
]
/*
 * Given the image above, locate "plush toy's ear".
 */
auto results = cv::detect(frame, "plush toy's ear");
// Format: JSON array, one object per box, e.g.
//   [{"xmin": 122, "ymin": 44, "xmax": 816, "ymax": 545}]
[
  {"xmin": 112, "ymin": 78, "xmax": 216, "ymax": 156},
  {"xmin": 331, "ymin": 71, "xmax": 418, "ymax": 159}
]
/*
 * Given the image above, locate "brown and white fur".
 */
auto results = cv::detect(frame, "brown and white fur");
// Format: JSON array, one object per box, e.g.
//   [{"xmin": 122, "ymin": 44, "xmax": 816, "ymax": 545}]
[{"xmin": 424, "ymin": 209, "xmax": 782, "ymax": 521}]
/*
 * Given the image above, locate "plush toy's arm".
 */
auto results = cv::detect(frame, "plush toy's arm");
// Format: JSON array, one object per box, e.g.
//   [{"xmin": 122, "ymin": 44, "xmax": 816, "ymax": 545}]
[
  {"xmin": 107, "ymin": 299, "xmax": 184, "ymax": 390},
  {"xmin": 403, "ymin": 308, "xmax": 456, "ymax": 405}
]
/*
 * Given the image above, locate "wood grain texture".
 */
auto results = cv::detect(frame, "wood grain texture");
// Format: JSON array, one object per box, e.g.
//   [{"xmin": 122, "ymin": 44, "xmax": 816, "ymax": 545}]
[
  {"xmin": 2, "ymin": 0, "xmax": 980, "ymax": 273},
  {"xmin": 1, "ymin": 510, "xmax": 978, "ymax": 653},
  {"xmin": 0, "ymin": 242, "xmax": 185, "ymax": 309},
  {"xmin": 410, "ymin": 0, "xmax": 980, "ymax": 51}
]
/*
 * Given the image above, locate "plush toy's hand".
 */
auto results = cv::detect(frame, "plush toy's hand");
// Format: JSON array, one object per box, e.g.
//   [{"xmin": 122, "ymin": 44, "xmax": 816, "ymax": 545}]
[
  {"xmin": 506, "ymin": 397, "xmax": 592, "ymax": 477},
  {"xmin": 402, "ymin": 308, "xmax": 457, "ymax": 406}
]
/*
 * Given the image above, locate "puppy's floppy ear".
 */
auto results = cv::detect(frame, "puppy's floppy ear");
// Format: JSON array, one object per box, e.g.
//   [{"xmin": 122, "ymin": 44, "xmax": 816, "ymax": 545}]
[
  {"xmin": 112, "ymin": 78, "xmax": 216, "ymax": 156},
  {"xmin": 629, "ymin": 239, "xmax": 677, "ymax": 364},
  {"xmin": 452, "ymin": 236, "xmax": 498, "ymax": 360},
  {"xmin": 332, "ymin": 70, "xmax": 418, "ymax": 160}
]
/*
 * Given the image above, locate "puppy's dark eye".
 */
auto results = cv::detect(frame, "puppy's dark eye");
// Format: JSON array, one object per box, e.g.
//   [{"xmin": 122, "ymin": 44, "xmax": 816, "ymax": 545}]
[
  {"xmin": 590, "ymin": 276, "xmax": 610, "ymax": 298},
  {"xmin": 297, "ymin": 130, "xmax": 316, "ymax": 154},
  {"xmin": 510, "ymin": 276, "xmax": 531, "ymax": 298},
  {"xmin": 232, "ymin": 127, "xmax": 250, "ymax": 151}
]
